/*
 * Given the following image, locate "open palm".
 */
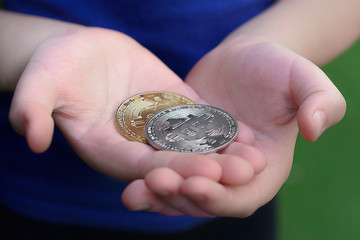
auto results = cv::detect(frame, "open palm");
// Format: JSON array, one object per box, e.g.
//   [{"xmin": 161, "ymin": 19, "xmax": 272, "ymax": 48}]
[
  {"xmin": 9, "ymin": 27, "xmax": 223, "ymax": 181},
  {"xmin": 183, "ymin": 40, "xmax": 346, "ymax": 216},
  {"xmin": 134, "ymin": 40, "xmax": 346, "ymax": 217},
  {"xmin": 10, "ymin": 27, "xmax": 265, "ymax": 202}
]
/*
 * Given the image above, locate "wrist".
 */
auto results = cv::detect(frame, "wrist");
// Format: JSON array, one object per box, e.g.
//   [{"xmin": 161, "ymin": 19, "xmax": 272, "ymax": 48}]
[
  {"xmin": 0, "ymin": 10, "xmax": 84, "ymax": 90},
  {"xmin": 220, "ymin": 0, "xmax": 360, "ymax": 66}
]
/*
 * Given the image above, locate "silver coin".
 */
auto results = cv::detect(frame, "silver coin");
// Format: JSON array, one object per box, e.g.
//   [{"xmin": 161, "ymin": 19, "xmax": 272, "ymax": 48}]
[{"xmin": 145, "ymin": 104, "xmax": 238, "ymax": 153}]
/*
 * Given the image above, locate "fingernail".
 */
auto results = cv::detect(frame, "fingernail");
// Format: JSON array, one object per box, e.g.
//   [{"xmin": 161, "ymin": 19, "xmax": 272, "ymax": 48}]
[
  {"xmin": 134, "ymin": 203, "xmax": 151, "ymax": 211},
  {"xmin": 313, "ymin": 111, "xmax": 325, "ymax": 138}
]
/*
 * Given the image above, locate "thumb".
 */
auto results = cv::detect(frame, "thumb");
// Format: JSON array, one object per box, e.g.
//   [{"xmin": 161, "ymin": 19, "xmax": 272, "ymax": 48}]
[
  {"xmin": 293, "ymin": 58, "xmax": 346, "ymax": 142},
  {"xmin": 9, "ymin": 63, "xmax": 57, "ymax": 153},
  {"xmin": 297, "ymin": 91, "xmax": 346, "ymax": 141}
]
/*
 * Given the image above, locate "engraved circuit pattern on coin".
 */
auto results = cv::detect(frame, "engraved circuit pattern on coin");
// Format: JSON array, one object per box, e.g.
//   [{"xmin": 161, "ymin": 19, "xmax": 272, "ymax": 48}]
[
  {"xmin": 116, "ymin": 91, "xmax": 196, "ymax": 143},
  {"xmin": 145, "ymin": 104, "xmax": 238, "ymax": 153}
]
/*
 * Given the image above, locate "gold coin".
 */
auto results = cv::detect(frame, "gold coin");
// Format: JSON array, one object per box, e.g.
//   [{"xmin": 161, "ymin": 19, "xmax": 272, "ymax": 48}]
[{"xmin": 115, "ymin": 91, "xmax": 196, "ymax": 143}]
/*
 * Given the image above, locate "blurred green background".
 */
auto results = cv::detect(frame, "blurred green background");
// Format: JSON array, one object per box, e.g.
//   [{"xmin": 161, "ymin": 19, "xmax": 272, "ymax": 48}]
[
  {"xmin": 278, "ymin": 39, "xmax": 360, "ymax": 240},
  {"xmin": 1, "ymin": 1, "xmax": 359, "ymax": 239}
]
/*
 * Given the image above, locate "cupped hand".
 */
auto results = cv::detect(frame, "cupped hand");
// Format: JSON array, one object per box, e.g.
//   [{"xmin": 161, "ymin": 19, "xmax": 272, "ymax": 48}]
[
  {"xmin": 9, "ymin": 27, "xmax": 265, "ymax": 193},
  {"xmin": 126, "ymin": 38, "xmax": 345, "ymax": 217}
]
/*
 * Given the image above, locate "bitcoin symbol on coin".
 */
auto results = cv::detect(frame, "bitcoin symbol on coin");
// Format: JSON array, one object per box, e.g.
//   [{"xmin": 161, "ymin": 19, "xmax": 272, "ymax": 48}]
[{"xmin": 115, "ymin": 91, "xmax": 195, "ymax": 143}]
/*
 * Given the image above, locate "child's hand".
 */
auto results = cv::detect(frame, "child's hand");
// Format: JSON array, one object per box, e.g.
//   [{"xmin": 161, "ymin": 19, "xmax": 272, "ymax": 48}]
[
  {"xmin": 9, "ymin": 27, "xmax": 264, "ymax": 205},
  {"xmin": 122, "ymin": 39, "xmax": 345, "ymax": 217}
]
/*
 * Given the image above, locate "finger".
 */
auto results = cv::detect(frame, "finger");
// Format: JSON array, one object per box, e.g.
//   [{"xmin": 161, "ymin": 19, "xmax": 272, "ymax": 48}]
[
  {"xmin": 220, "ymin": 142, "xmax": 267, "ymax": 174},
  {"xmin": 145, "ymin": 168, "xmax": 215, "ymax": 218},
  {"xmin": 122, "ymin": 179, "xmax": 183, "ymax": 216},
  {"xmin": 79, "ymin": 139, "xmax": 222, "ymax": 181},
  {"xmin": 234, "ymin": 121, "xmax": 256, "ymax": 145},
  {"xmin": 180, "ymin": 149, "xmax": 292, "ymax": 218},
  {"xmin": 297, "ymin": 90, "xmax": 346, "ymax": 141},
  {"xmin": 291, "ymin": 57, "xmax": 346, "ymax": 141},
  {"xmin": 208, "ymin": 154, "xmax": 255, "ymax": 185},
  {"xmin": 180, "ymin": 176, "xmax": 259, "ymax": 217},
  {"xmin": 138, "ymin": 150, "xmax": 223, "ymax": 181},
  {"xmin": 9, "ymin": 63, "xmax": 57, "ymax": 153}
]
